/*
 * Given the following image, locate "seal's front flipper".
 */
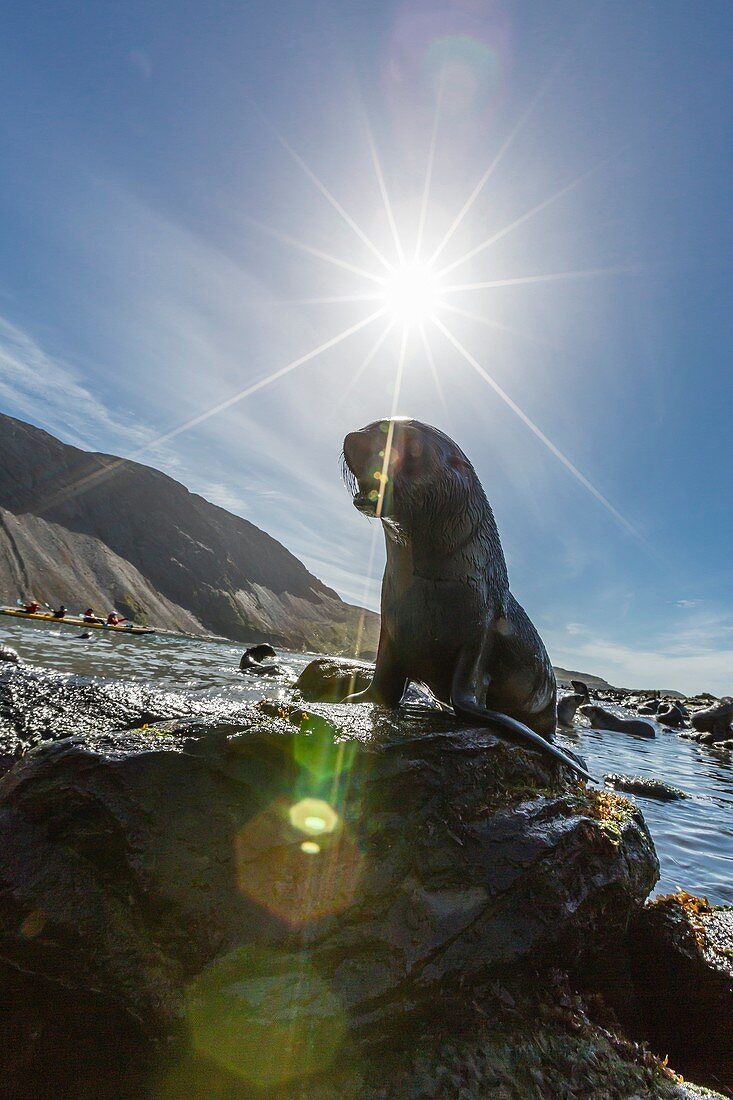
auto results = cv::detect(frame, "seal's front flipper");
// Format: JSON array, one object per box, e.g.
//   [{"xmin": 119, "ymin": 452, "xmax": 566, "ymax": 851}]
[
  {"xmin": 345, "ymin": 682, "xmax": 406, "ymax": 706},
  {"xmin": 344, "ymin": 631, "xmax": 407, "ymax": 707},
  {"xmin": 451, "ymin": 687, "xmax": 596, "ymax": 783}
]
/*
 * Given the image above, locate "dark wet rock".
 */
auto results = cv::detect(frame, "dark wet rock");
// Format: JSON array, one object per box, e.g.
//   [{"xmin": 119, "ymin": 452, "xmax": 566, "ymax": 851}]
[
  {"xmin": 295, "ymin": 656, "xmax": 374, "ymax": 702},
  {"xmin": 687, "ymin": 693, "xmax": 719, "ymax": 707},
  {"xmin": 0, "ymin": 661, "xmax": 252, "ymax": 762},
  {"xmin": 627, "ymin": 894, "xmax": 733, "ymax": 1096},
  {"xmin": 638, "ymin": 699, "xmax": 661, "ymax": 715},
  {"xmin": 0, "ymin": 644, "xmax": 20, "ymax": 664},
  {"xmin": 597, "ymin": 688, "xmax": 631, "ymax": 702},
  {"xmin": 682, "ymin": 731, "xmax": 733, "ymax": 749},
  {"xmin": 690, "ymin": 698, "xmax": 733, "ymax": 742},
  {"xmin": 604, "ymin": 773, "xmax": 690, "ymax": 801},
  {"xmin": 579, "ymin": 704, "xmax": 657, "ymax": 738},
  {"xmin": 0, "ymin": 699, "xmax": 661, "ymax": 1097},
  {"xmin": 656, "ymin": 702, "xmax": 689, "ymax": 728}
]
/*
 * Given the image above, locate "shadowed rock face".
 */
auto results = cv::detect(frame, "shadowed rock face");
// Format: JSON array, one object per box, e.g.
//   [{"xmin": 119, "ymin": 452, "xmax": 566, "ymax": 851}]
[
  {"xmin": 627, "ymin": 895, "xmax": 733, "ymax": 1096},
  {"xmin": 0, "ymin": 413, "xmax": 379, "ymax": 652},
  {"xmin": 0, "ymin": 687, "xmax": 659, "ymax": 1097}
]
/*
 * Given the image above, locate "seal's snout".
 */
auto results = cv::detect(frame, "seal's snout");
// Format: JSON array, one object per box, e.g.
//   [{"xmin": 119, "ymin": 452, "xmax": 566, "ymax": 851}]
[
  {"xmin": 343, "ymin": 430, "xmax": 374, "ymax": 476},
  {"xmin": 343, "ymin": 428, "xmax": 383, "ymax": 515}
]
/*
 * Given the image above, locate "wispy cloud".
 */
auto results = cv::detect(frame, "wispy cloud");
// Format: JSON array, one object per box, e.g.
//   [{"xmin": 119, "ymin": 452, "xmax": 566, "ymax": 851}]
[
  {"xmin": 0, "ymin": 315, "xmax": 150, "ymax": 452},
  {"xmin": 548, "ymin": 610, "xmax": 733, "ymax": 695}
]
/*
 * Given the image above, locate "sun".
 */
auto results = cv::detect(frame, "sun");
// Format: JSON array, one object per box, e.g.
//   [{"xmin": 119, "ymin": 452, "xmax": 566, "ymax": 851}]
[{"xmin": 381, "ymin": 261, "xmax": 443, "ymax": 327}]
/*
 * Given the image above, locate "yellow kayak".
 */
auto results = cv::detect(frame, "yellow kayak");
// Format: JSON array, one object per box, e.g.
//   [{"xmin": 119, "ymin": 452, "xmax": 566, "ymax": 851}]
[{"xmin": 0, "ymin": 607, "xmax": 155, "ymax": 635}]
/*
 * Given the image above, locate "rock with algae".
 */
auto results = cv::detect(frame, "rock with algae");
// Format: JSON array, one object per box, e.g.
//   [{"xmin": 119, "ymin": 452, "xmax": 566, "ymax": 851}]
[
  {"xmin": 627, "ymin": 893, "xmax": 733, "ymax": 1096},
  {"xmin": 0, "ymin": 687, "xmax": 664, "ymax": 1098}
]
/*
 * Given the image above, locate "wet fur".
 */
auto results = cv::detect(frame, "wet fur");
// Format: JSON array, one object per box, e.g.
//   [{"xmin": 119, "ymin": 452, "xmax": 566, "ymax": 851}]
[{"xmin": 342, "ymin": 419, "xmax": 594, "ymax": 782}]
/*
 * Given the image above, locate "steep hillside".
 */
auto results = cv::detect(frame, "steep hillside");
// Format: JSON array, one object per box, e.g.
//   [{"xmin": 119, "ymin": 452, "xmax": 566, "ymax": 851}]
[
  {"xmin": 554, "ymin": 667, "xmax": 615, "ymax": 691},
  {"xmin": 0, "ymin": 414, "xmax": 379, "ymax": 653}
]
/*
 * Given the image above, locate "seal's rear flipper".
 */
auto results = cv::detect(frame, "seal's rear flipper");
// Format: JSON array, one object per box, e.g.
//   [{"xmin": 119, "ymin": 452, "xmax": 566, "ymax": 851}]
[{"xmin": 451, "ymin": 693, "xmax": 596, "ymax": 783}]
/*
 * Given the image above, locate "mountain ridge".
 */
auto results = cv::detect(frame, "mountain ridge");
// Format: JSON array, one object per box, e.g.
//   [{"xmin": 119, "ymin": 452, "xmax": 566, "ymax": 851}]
[{"xmin": 0, "ymin": 413, "xmax": 379, "ymax": 653}]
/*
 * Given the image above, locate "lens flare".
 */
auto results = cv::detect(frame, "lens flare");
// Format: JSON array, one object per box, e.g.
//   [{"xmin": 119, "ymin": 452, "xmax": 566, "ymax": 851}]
[
  {"xmin": 289, "ymin": 797, "xmax": 339, "ymax": 836},
  {"xmin": 185, "ymin": 946, "xmax": 346, "ymax": 1087},
  {"xmin": 234, "ymin": 796, "xmax": 361, "ymax": 926}
]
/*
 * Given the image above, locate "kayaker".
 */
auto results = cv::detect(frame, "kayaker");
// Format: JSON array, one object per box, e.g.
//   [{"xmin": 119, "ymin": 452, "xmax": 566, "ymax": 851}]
[
  {"xmin": 83, "ymin": 608, "xmax": 104, "ymax": 624},
  {"xmin": 24, "ymin": 600, "xmax": 41, "ymax": 614},
  {"xmin": 52, "ymin": 604, "xmax": 67, "ymax": 618},
  {"xmin": 106, "ymin": 611, "xmax": 128, "ymax": 626}
]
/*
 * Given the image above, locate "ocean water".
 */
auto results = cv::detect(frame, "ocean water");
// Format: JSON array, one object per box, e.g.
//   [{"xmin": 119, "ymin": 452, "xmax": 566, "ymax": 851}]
[{"xmin": 2, "ymin": 616, "xmax": 732, "ymax": 906}]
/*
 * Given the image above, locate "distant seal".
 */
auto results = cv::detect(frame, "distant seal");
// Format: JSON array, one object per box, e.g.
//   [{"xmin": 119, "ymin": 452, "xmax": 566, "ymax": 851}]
[
  {"xmin": 342, "ymin": 417, "xmax": 594, "ymax": 782},
  {"xmin": 239, "ymin": 644, "xmax": 280, "ymax": 677},
  {"xmin": 557, "ymin": 680, "xmax": 590, "ymax": 726},
  {"xmin": 578, "ymin": 704, "xmax": 656, "ymax": 738},
  {"xmin": 0, "ymin": 644, "xmax": 20, "ymax": 664}
]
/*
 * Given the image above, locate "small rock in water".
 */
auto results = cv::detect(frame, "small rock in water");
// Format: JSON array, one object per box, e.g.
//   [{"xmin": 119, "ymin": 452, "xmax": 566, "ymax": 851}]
[
  {"xmin": 604, "ymin": 773, "xmax": 690, "ymax": 801},
  {"xmin": 295, "ymin": 656, "xmax": 373, "ymax": 702},
  {"xmin": 656, "ymin": 702, "xmax": 689, "ymax": 728},
  {"xmin": 690, "ymin": 697, "xmax": 733, "ymax": 742}
]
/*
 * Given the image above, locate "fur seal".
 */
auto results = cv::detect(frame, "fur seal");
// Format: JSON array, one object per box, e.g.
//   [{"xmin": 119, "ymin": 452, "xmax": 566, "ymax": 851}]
[
  {"xmin": 342, "ymin": 417, "xmax": 594, "ymax": 782},
  {"xmin": 557, "ymin": 680, "xmax": 590, "ymax": 726},
  {"xmin": 239, "ymin": 644, "xmax": 280, "ymax": 676},
  {"xmin": 578, "ymin": 704, "xmax": 656, "ymax": 738}
]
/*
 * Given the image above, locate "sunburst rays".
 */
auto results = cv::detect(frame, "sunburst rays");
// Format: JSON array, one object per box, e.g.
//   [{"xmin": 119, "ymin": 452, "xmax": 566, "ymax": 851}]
[
  {"xmin": 431, "ymin": 317, "xmax": 641, "ymax": 541},
  {"xmin": 47, "ymin": 68, "xmax": 638, "ymax": 594},
  {"xmin": 236, "ymin": 114, "xmax": 637, "ymax": 546}
]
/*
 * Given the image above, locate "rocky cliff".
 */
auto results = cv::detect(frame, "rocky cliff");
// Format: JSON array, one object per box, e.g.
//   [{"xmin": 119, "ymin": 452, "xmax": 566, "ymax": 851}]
[{"xmin": 0, "ymin": 413, "xmax": 378, "ymax": 652}]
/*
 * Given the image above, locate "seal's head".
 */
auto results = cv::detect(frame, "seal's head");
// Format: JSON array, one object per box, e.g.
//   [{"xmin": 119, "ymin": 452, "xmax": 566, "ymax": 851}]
[{"xmin": 342, "ymin": 417, "xmax": 478, "ymax": 531}]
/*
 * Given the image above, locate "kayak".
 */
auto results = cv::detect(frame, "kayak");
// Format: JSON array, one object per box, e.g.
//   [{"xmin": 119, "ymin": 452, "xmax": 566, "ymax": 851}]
[{"xmin": 0, "ymin": 607, "xmax": 155, "ymax": 635}]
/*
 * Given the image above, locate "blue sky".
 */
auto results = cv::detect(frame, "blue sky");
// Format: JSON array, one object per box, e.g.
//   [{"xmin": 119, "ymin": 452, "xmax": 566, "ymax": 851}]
[{"xmin": 1, "ymin": 1, "xmax": 732, "ymax": 693}]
